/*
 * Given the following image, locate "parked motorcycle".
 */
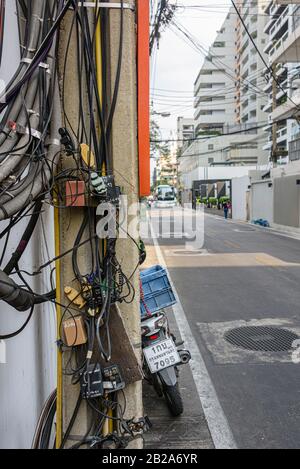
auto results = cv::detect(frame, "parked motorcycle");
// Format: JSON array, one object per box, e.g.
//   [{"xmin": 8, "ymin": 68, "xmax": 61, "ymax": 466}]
[{"xmin": 141, "ymin": 309, "xmax": 191, "ymax": 416}]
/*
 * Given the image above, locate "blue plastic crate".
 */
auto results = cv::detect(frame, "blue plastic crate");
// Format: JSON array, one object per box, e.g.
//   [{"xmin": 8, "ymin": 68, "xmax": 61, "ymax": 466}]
[
  {"xmin": 140, "ymin": 265, "xmax": 172, "ymax": 296},
  {"xmin": 140, "ymin": 265, "xmax": 176, "ymax": 316}
]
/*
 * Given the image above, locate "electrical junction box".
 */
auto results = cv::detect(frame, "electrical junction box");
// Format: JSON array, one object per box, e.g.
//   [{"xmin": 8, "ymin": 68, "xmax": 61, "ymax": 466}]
[
  {"xmin": 90, "ymin": 174, "xmax": 120, "ymax": 206},
  {"xmin": 103, "ymin": 365, "xmax": 125, "ymax": 393},
  {"xmin": 62, "ymin": 315, "xmax": 87, "ymax": 347},
  {"xmin": 65, "ymin": 180, "xmax": 86, "ymax": 207},
  {"xmin": 80, "ymin": 364, "xmax": 104, "ymax": 399}
]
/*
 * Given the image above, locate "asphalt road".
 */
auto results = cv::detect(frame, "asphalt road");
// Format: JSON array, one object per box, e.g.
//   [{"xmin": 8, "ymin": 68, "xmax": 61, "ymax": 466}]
[{"xmin": 144, "ymin": 209, "xmax": 300, "ymax": 449}]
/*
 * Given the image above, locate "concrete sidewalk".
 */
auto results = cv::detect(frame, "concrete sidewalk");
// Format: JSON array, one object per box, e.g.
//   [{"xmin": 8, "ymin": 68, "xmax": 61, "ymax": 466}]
[{"xmin": 142, "ymin": 244, "xmax": 214, "ymax": 450}]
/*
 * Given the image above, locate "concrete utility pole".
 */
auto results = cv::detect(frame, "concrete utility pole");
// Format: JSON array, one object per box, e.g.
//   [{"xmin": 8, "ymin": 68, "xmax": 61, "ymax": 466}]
[
  {"xmin": 57, "ymin": 1, "xmax": 143, "ymax": 449},
  {"xmin": 107, "ymin": 3, "xmax": 143, "ymax": 448},
  {"xmin": 271, "ymin": 64, "xmax": 278, "ymax": 167}
]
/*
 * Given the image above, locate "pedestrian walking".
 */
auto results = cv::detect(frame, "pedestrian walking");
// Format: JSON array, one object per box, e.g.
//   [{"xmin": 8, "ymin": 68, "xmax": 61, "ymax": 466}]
[{"xmin": 223, "ymin": 202, "xmax": 229, "ymax": 220}]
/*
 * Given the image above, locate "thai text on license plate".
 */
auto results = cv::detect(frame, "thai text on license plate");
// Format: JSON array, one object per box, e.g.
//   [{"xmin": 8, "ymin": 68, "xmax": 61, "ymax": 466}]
[{"xmin": 144, "ymin": 339, "xmax": 181, "ymax": 374}]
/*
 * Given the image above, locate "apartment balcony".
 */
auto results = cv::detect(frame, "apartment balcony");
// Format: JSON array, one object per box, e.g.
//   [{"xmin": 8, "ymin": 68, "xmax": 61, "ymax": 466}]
[
  {"xmin": 200, "ymin": 97, "xmax": 226, "ymax": 106},
  {"xmin": 264, "ymin": 17, "xmax": 276, "ymax": 35},
  {"xmin": 271, "ymin": 89, "xmax": 300, "ymax": 121},
  {"xmin": 269, "ymin": 30, "xmax": 288, "ymax": 63},
  {"xmin": 263, "ymin": 101, "xmax": 272, "ymax": 113},
  {"xmin": 269, "ymin": 7, "xmax": 289, "ymax": 40},
  {"xmin": 271, "ymin": 22, "xmax": 300, "ymax": 63},
  {"xmin": 263, "ymin": 81, "xmax": 272, "ymax": 93},
  {"xmin": 262, "ymin": 127, "xmax": 287, "ymax": 150},
  {"xmin": 224, "ymin": 148, "xmax": 258, "ymax": 165},
  {"xmin": 264, "ymin": 39, "xmax": 275, "ymax": 55},
  {"xmin": 289, "ymin": 132, "xmax": 300, "ymax": 161},
  {"xmin": 277, "ymin": 126, "xmax": 288, "ymax": 142},
  {"xmin": 275, "ymin": 0, "xmax": 300, "ymax": 4},
  {"xmin": 196, "ymin": 113, "xmax": 226, "ymax": 126}
]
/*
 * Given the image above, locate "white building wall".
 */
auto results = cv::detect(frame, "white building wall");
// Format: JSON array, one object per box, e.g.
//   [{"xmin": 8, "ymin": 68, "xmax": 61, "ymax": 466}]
[
  {"xmin": 180, "ymin": 165, "xmax": 256, "ymax": 191},
  {"xmin": 0, "ymin": 3, "xmax": 56, "ymax": 449},
  {"xmin": 232, "ymin": 176, "xmax": 250, "ymax": 221},
  {"xmin": 251, "ymin": 180, "xmax": 274, "ymax": 223}
]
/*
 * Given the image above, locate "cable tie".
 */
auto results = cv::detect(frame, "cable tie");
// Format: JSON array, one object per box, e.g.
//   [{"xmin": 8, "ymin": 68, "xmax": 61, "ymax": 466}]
[
  {"xmin": 20, "ymin": 46, "xmax": 37, "ymax": 53},
  {"xmin": 39, "ymin": 62, "xmax": 50, "ymax": 71},
  {"xmin": 20, "ymin": 58, "xmax": 50, "ymax": 72},
  {"xmin": 32, "ymin": 14, "xmax": 44, "ymax": 22},
  {"xmin": 27, "ymin": 109, "xmax": 39, "ymax": 117},
  {"xmin": 86, "ymin": 351, "xmax": 93, "ymax": 360},
  {"xmin": 20, "ymin": 58, "xmax": 32, "ymax": 64}
]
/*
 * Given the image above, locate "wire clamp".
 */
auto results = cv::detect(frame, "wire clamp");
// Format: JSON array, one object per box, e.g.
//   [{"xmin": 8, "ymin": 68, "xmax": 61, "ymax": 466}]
[
  {"xmin": 20, "ymin": 58, "xmax": 50, "ymax": 73},
  {"xmin": 72, "ymin": 2, "xmax": 135, "ymax": 11}
]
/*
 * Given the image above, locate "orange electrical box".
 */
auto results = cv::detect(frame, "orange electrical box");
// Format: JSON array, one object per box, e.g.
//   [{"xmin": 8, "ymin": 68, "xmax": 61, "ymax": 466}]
[
  {"xmin": 62, "ymin": 315, "xmax": 87, "ymax": 347},
  {"xmin": 65, "ymin": 180, "xmax": 86, "ymax": 207}
]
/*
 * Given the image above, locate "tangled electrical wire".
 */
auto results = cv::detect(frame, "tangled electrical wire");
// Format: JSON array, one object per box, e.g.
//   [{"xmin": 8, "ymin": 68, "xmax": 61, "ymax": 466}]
[
  {"xmin": 150, "ymin": 0, "xmax": 177, "ymax": 55},
  {"xmin": 0, "ymin": 0, "xmax": 68, "ymax": 314},
  {"xmin": 0, "ymin": 0, "xmax": 148, "ymax": 449}
]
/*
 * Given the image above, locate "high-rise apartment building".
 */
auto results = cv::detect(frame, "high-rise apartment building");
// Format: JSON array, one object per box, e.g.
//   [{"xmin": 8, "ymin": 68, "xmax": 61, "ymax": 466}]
[
  {"xmin": 177, "ymin": 117, "xmax": 195, "ymax": 155},
  {"xmin": 235, "ymin": 0, "xmax": 268, "ymax": 127},
  {"xmin": 179, "ymin": 4, "xmax": 269, "ymax": 186},
  {"xmin": 193, "ymin": 10, "xmax": 236, "ymax": 137},
  {"xmin": 263, "ymin": 0, "xmax": 300, "ymax": 164}
]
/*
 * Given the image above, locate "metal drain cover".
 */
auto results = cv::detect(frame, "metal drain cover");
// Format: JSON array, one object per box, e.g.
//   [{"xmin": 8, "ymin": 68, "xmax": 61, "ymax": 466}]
[{"xmin": 225, "ymin": 326, "xmax": 299, "ymax": 352}]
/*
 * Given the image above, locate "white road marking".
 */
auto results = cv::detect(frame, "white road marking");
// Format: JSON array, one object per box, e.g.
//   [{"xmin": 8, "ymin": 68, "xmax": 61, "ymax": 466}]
[{"xmin": 149, "ymin": 219, "xmax": 237, "ymax": 450}]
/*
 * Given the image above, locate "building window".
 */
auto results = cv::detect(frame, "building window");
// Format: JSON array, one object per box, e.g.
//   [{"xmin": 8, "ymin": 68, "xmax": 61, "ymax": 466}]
[{"xmin": 208, "ymin": 144, "xmax": 214, "ymax": 150}]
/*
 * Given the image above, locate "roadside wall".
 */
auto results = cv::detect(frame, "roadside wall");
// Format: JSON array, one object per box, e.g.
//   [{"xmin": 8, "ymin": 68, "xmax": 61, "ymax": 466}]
[
  {"xmin": 232, "ymin": 176, "xmax": 250, "ymax": 221},
  {"xmin": 251, "ymin": 180, "xmax": 274, "ymax": 224},
  {"xmin": 273, "ymin": 175, "xmax": 300, "ymax": 228}
]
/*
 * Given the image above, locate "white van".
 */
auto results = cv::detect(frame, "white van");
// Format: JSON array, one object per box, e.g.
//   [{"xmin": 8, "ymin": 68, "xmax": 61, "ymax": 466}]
[{"xmin": 155, "ymin": 185, "xmax": 177, "ymax": 208}]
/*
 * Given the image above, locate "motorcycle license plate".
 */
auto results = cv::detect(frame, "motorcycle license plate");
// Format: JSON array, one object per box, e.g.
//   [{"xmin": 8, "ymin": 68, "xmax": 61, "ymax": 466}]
[{"xmin": 144, "ymin": 339, "xmax": 181, "ymax": 374}]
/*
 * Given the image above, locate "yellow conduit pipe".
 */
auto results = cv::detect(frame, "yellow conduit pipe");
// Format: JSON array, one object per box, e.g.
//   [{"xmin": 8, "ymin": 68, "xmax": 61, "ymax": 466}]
[{"xmin": 54, "ymin": 206, "xmax": 63, "ymax": 448}]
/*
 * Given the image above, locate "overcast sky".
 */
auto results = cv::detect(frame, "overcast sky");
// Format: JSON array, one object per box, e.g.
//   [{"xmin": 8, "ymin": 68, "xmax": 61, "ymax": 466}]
[{"xmin": 151, "ymin": 0, "xmax": 231, "ymax": 139}]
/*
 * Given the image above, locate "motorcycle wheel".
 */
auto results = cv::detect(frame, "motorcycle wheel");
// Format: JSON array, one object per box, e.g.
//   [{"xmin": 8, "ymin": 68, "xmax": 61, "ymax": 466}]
[
  {"xmin": 163, "ymin": 383, "xmax": 184, "ymax": 416},
  {"xmin": 152, "ymin": 373, "xmax": 164, "ymax": 397}
]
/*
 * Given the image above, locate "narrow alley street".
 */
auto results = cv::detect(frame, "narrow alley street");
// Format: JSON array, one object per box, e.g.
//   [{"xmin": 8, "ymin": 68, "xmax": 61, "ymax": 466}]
[{"xmin": 144, "ymin": 209, "xmax": 300, "ymax": 449}]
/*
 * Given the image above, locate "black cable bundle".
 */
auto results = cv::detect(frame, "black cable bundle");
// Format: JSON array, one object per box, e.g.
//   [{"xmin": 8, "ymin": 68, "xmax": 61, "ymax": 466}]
[
  {"xmin": 1, "ymin": 1, "xmax": 143, "ymax": 449},
  {"xmin": 0, "ymin": 1, "xmax": 69, "ymax": 315}
]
